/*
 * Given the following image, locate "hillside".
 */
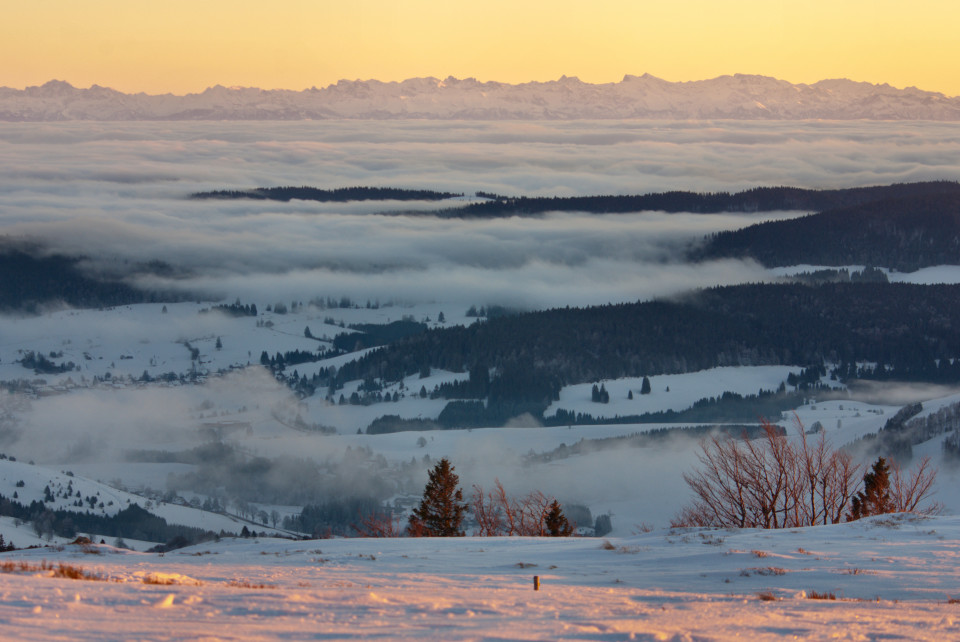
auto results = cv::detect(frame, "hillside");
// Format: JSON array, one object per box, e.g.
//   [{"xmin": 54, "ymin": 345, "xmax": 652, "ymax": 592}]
[
  {"xmin": 695, "ymin": 192, "xmax": 960, "ymax": 270},
  {"xmin": 333, "ymin": 283, "xmax": 960, "ymax": 405},
  {"xmin": 1, "ymin": 514, "xmax": 959, "ymax": 640}
]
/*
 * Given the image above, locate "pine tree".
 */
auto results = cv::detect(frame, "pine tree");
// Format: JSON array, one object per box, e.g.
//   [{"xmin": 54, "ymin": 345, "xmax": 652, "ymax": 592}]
[
  {"xmin": 848, "ymin": 456, "xmax": 893, "ymax": 520},
  {"xmin": 545, "ymin": 500, "xmax": 573, "ymax": 536},
  {"xmin": 640, "ymin": 376, "xmax": 652, "ymax": 395},
  {"xmin": 408, "ymin": 458, "xmax": 466, "ymax": 537}
]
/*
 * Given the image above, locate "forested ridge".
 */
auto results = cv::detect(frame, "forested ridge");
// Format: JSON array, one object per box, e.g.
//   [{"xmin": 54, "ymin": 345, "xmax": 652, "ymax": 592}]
[
  {"xmin": 190, "ymin": 186, "xmax": 461, "ymax": 202},
  {"xmin": 335, "ymin": 283, "xmax": 960, "ymax": 408},
  {"xmin": 445, "ymin": 181, "xmax": 960, "ymax": 218},
  {"xmin": 0, "ymin": 245, "xmax": 174, "ymax": 312},
  {"xmin": 695, "ymin": 192, "xmax": 960, "ymax": 270},
  {"xmin": 188, "ymin": 181, "xmax": 960, "ymax": 217}
]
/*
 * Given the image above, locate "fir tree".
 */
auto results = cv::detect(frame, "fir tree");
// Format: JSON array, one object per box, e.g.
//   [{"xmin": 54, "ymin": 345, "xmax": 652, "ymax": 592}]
[
  {"xmin": 640, "ymin": 376, "xmax": 652, "ymax": 395},
  {"xmin": 408, "ymin": 458, "xmax": 466, "ymax": 537},
  {"xmin": 848, "ymin": 456, "xmax": 893, "ymax": 520},
  {"xmin": 544, "ymin": 500, "xmax": 573, "ymax": 536}
]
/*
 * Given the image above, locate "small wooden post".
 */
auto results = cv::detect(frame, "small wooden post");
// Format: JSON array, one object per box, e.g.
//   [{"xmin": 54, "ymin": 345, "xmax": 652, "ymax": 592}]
[{"xmin": 533, "ymin": 575, "xmax": 540, "ymax": 591}]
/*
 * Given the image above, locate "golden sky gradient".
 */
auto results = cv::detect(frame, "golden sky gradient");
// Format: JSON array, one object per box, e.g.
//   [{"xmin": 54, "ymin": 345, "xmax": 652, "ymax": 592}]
[{"xmin": 2, "ymin": 0, "xmax": 958, "ymax": 96}]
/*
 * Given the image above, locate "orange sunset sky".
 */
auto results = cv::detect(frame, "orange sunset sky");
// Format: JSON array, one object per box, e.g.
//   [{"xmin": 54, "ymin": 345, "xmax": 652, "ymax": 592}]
[{"xmin": 2, "ymin": 0, "xmax": 958, "ymax": 96}]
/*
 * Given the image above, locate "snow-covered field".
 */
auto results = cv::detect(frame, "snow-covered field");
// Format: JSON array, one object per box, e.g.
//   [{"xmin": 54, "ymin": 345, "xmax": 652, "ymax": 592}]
[
  {"xmin": 2, "ymin": 514, "xmax": 960, "ymax": 640},
  {"xmin": 3, "ymin": 299, "xmax": 959, "ymax": 640}
]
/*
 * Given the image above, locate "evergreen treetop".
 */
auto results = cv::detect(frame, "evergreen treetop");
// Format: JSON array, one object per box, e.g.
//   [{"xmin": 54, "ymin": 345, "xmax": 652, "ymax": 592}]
[
  {"xmin": 408, "ymin": 458, "xmax": 466, "ymax": 537},
  {"xmin": 848, "ymin": 456, "xmax": 893, "ymax": 521}
]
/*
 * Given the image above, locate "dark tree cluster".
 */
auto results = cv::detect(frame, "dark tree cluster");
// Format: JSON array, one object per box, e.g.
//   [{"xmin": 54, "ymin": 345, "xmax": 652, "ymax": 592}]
[
  {"xmin": 283, "ymin": 497, "xmax": 385, "ymax": 538},
  {"xmin": 444, "ymin": 181, "xmax": 960, "ymax": 219},
  {"xmin": 191, "ymin": 186, "xmax": 461, "ymax": 202},
  {"xmin": 0, "ymin": 494, "xmax": 217, "ymax": 549},
  {"xmin": 695, "ymin": 192, "xmax": 960, "ymax": 271},
  {"xmin": 331, "ymin": 320, "xmax": 428, "ymax": 353},
  {"xmin": 548, "ymin": 388, "xmax": 812, "ymax": 427},
  {"xmin": 19, "ymin": 351, "xmax": 77, "ymax": 374},
  {"xmin": 591, "ymin": 383, "xmax": 610, "ymax": 403},
  {"xmin": 204, "ymin": 300, "xmax": 258, "ymax": 317},
  {"xmin": 0, "ymin": 243, "xmax": 175, "ymax": 312},
  {"xmin": 331, "ymin": 282, "xmax": 960, "ymax": 429}
]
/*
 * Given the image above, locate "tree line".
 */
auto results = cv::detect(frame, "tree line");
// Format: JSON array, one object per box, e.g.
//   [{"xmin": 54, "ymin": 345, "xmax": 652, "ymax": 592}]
[
  {"xmin": 443, "ymin": 181, "xmax": 960, "ymax": 218},
  {"xmin": 190, "ymin": 186, "xmax": 461, "ymax": 202},
  {"xmin": 332, "ymin": 282, "xmax": 960, "ymax": 428}
]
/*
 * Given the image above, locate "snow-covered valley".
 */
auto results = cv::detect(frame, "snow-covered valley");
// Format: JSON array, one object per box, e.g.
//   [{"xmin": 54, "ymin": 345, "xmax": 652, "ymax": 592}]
[{"xmin": 3, "ymin": 118, "xmax": 960, "ymax": 639}]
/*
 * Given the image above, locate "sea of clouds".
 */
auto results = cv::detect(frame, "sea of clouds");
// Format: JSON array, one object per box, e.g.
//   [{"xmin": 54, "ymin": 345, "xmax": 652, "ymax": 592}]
[{"xmin": 2, "ymin": 118, "xmax": 959, "ymax": 310}]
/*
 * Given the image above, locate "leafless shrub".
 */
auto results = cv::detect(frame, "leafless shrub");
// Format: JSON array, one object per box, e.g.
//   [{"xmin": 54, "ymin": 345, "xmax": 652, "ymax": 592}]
[
  {"xmin": 352, "ymin": 511, "xmax": 405, "ymax": 538},
  {"xmin": 808, "ymin": 590, "xmax": 837, "ymax": 600},
  {"xmin": 600, "ymin": 540, "xmax": 617, "ymax": 550},
  {"xmin": 673, "ymin": 416, "xmax": 940, "ymax": 529},
  {"xmin": 756, "ymin": 567, "xmax": 786, "ymax": 576},
  {"xmin": 741, "ymin": 567, "xmax": 786, "ymax": 576},
  {"xmin": 752, "ymin": 550, "xmax": 769, "ymax": 558},
  {"xmin": 756, "ymin": 591, "xmax": 777, "ymax": 601},
  {"xmin": 890, "ymin": 456, "xmax": 941, "ymax": 515},
  {"xmin": 842, "ymin": 568, "xmax": 874, "ymax": 575},
  {"xmin": 0, "ymin": 560, "xmax": 105, "ymax": 582},
  {"xmin": 142, "ymin": 575, "xmax": 179, "ymax": 585},
  {"xmin": 471, "ymin": 479, "xmax": 567, "ymax": 536},
  {"xmin": 227, "ymin": 580, "xmax": 277, "ymax": 589}
]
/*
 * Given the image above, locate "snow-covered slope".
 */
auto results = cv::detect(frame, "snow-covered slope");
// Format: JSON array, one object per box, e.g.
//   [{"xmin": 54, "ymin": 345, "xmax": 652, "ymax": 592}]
[
  {"xmin": 3, "ymin": 75, "xmax": 959, "ymax": 121},
  {"xmin": 1, "ymin": 514, "xmax": 959, "ymax": 640}
]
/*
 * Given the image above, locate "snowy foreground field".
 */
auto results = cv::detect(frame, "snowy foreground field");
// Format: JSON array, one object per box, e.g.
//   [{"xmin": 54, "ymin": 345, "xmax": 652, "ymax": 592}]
[{"xmin": 1, "ymin": 514, "xmax": 960, "ymax": 641}]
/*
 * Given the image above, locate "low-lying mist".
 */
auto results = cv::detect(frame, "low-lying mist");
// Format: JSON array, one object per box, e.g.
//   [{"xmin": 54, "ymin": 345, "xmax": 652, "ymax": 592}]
[{"xmin": 3, "ymin": 119, "xmax": 960, "ymax": 308}]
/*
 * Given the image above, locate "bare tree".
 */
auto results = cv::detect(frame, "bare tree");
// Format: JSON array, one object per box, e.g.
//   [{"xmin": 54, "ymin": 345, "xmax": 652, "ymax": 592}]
[
  {"xmin": 353, "ymin": 511, "xmax": 406, "ymax": 538},
  {"xmin": 891, "ymin": 456, "xmax": 941, "ymax": 515},
  {"xmin": 470, "ymin": 479, "xmax": 570, "ymax": 536},
  {"xmin": 674, "ymin": 417, "xmax": 939, "ymax": 529}
]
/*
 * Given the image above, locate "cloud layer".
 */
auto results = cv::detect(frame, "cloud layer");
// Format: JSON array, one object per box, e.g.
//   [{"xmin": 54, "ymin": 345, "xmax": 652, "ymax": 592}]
[{"xmin": 1, "ymin": 119, "xmax": 959, "ymax": 308}]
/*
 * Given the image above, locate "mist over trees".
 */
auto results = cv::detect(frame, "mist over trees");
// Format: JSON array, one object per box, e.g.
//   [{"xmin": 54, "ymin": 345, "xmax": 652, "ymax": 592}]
[{"xmin": 0, "ymin": 243, "xmax": 178, "ymax": 312}]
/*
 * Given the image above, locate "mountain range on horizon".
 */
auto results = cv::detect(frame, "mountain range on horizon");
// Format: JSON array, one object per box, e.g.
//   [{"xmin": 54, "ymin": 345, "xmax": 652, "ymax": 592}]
[{"xmin": 2, "ymin": 74, "xmax": 960, "ymax": 121}]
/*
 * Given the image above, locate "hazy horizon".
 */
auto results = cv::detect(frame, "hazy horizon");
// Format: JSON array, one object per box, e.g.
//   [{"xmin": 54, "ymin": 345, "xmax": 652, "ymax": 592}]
[
  {"xmin": 8, "ymin": 72, "xmax": 957, "ymax": 98},
  {"xmin": 5, "ymin": 1, "xmax": 958, "ymax": 96}
]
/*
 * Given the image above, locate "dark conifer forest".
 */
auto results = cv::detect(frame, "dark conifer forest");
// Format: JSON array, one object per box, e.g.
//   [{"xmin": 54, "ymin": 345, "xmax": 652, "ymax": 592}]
[
  {"xmin": 334, "ymin": 282, "xmax": 960, "ymax": 409},
  {"xmin": 694, "ymin": 192, "xmax": 960, "ymax": 270}
]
